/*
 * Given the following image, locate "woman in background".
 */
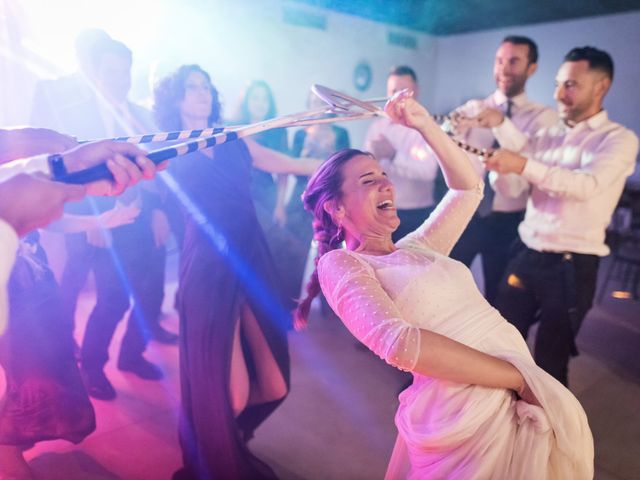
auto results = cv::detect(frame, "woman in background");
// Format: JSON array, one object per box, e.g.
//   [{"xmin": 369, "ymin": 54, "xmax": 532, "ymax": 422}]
[
  {"xmin": 236, "ymin": 80, "xmax": 289, "ymax": 230},
  {"xmin": 237, "ymin": 81, "xmax": 299, "ymax": 309},
  {"xmin": 285, "ymin": 91, "xmax": 350, "ymax": 309}
]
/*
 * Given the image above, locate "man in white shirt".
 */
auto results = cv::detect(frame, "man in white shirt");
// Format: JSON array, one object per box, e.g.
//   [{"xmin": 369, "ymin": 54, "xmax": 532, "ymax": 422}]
[
  {"xmin": 483, "ymin": 46, "xmax": 639, "ymax": 385},
  {"xmin": 450, "ymin": 36, "xmax": 557, "ymax": 305},
  {"xmin": 364, "ymin": 66, "xmax": 439, "ymax": 241}
]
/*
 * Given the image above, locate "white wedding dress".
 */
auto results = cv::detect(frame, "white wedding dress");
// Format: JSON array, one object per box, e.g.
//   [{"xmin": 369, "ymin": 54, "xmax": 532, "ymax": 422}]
[{"xmin": 318, "ymin": 184, "xmax": 593, "ymax": 480}]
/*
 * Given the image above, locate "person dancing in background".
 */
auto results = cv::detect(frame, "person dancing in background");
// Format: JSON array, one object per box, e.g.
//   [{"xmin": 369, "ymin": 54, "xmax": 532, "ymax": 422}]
[
  {"xmin": 235, "ymin": 80, "xmax": 290, "ymax": 230},
  {"xmin": 153, "ymin": 65, "xmax": 319, "ymax": 479},
  {"xmin": 295, "ymin": 92, "xmax": 593, "ymax": 479},
  {"xmin": 235, "ymin": 81, "xmax": 296, "ymax": 309},
  {"xmin": 53, "ymin": 37, "xmax": 171, "ymax": 400},
  {"xmin": 448, "ymin": 35, "xmax": 556, "ymax": 305},
  {"xmin": 363, "ymin": 66, "xmax": 439, "ymax": 242},
  {"xmin": 284, "ymin": 91, "xmax": 351, "ymax": 308}
]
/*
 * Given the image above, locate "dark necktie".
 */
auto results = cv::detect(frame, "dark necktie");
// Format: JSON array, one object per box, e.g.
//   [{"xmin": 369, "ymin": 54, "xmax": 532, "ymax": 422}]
[{"xmin": 477, "ymin": 99, "xmax": 513, "ymax": 217}]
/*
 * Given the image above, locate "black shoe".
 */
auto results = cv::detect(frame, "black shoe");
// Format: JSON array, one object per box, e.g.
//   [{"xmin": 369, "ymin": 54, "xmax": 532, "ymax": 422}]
[
  {"xmin": 117, "ymin": 356, "xmax": 164, "ymax": 380},
  {"xmin": 151, "ymin": 325, "xmax": 179, "ymax": 345},
  {"xmin": 82, "ymin": 369, "xmax": 117, "ymax": 400}
]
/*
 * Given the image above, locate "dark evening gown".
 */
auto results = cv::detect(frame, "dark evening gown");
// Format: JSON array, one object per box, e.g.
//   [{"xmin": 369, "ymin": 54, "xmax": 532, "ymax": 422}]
[
  {"xmin": 172, "ymin": 140, "xmax": 290, "ymax": 479},
  {"xmin": 0, "ymin": 233, "xmax": 95, "ymax": 447}
]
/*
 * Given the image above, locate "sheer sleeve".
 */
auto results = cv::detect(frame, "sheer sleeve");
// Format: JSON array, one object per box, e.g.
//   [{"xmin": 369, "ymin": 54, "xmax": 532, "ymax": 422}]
[
  {"xmin": 318, "ymin": 249, "xmax": 421, "ymax": 372},
  {"xmin": 398, "ymin": 181, "xmax": 483, "ymax": 256}
]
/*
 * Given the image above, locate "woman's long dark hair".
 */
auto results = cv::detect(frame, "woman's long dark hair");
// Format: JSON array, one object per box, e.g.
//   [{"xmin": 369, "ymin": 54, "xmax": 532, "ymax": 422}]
[
  {"xmin": 153, "ymin": 64, "xmax": 221, "ymax": 130},
  {"xmin": 238, "ymin": 80, "xmax": 277, "ymax": 123},
  {"xmin": 293, "ymin": 148, "xmax": 372, "ymax": 329}
]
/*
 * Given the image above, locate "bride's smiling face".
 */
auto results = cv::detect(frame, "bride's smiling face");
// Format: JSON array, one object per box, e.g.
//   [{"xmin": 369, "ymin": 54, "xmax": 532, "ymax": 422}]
[{"xmin": 332, "ymin": 154, "xmax": 400, "ymax": 237}]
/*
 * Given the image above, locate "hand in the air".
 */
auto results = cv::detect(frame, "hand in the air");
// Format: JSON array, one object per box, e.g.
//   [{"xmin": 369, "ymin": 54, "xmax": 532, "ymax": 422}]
[{"xmin": 384, "ymin": 89, "xmax": 432, "ymax": 132}]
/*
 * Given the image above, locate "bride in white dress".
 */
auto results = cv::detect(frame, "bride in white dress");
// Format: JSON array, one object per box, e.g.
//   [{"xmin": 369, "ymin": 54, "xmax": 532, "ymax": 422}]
[{"xmin": 293, "ymin": 91, "xmax": 593, "ymax": 479}]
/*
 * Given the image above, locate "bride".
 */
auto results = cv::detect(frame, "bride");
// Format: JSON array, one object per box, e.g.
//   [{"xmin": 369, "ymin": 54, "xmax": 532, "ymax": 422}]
[{"xmin": 294, "ymin": 91, "xmax": 593, "ymax": 479}]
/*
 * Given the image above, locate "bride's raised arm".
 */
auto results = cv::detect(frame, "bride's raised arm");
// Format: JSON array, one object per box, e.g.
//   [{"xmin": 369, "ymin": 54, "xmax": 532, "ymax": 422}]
[{"xmin": 386, "ymin": 92, "xmax": 483, "ymax": 255}]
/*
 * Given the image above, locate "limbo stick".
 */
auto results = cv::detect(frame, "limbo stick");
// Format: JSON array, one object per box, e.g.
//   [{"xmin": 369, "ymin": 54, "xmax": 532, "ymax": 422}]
[
  {"xmin": 58, "ymin": 95, "xmax": 386, "ymax": 184},
  {"xmin": 60, "ymin": 85, "xmax": 488, "ymax": 184}
]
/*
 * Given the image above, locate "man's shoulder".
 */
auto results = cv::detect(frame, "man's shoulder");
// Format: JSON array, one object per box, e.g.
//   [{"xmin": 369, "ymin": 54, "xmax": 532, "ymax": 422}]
[
  {"xmin": 454, "ymin": 95, "xmax": 491, "ymax": 115},
  {"xmin": 599, "ymin": 118, "xmax": 639, "ymax": 148},
  {"xmin": 128, "ymin": 102, "xmax": 158, "ymax": 132}
]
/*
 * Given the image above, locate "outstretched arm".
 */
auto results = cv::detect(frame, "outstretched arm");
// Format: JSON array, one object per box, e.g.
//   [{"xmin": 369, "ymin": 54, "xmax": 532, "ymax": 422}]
[
  {"xmin": 485, "ymin": 129, "xmax": 638, "ymax": 201},
  {"xmin": 245, "ymin": 139, "xmax": 321, "ymax": 176}
]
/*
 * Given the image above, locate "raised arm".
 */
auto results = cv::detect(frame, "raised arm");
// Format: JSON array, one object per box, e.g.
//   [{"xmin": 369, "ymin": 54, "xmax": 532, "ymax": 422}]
[
  {"xmin": 401, "ymin": 184, "xmax": 483, "ymax": 256},
  {"xmin": 319, "ymin": 249, "xmax": 526, "ymax": 393},
  {"xmin": 385, "ymin": 93, "xmax": 480, "ymax": 195},
  {"xmin": 385, "ymin": 93, "xmax": 483, "ymax": 254}
]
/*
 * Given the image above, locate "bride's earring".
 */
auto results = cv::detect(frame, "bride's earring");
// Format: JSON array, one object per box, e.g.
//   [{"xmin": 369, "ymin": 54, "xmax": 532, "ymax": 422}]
[{"xmin": 332, "ymin": 222, "xmax": 344, "ymax": 246}]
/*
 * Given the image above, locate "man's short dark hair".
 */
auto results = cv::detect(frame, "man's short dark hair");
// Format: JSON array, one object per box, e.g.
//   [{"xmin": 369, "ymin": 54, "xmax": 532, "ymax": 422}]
[
  {"xmin": 90, "ymin": 37, "xmax": 132, "ymax": 70},
  {"xmin": 389, "ymin": 65, "xmax": 417, "ymax": 83},
  {"xmin": 502, "ymin": 35, "xmax": 538, "ymax": 64},
  {"xmin": 564, "ymin": 46, "xmax": 614, "ymax": 80}
]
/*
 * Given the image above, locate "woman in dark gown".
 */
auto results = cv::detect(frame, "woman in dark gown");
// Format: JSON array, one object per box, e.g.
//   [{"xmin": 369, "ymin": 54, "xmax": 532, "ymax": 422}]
[{"xmin": 153, "ymin": 65, "xmax": 318, "ymax": 480}]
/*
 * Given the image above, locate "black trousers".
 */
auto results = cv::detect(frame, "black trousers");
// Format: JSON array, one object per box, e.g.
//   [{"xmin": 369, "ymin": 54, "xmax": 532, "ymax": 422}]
[
  {"xmin": 393, "ymin": 206, "xmax": 435, "ymax": 243},
  {"xmin": 450, "ymin": 210, "xmax": 524, "ymax": 305},
  {"xmin": 495, "ymin": 243, "xmax": 600, "ymax": 386},
  {"xmin": 60, "ymin": 233, "xmax": 166, "ymax": 371}
]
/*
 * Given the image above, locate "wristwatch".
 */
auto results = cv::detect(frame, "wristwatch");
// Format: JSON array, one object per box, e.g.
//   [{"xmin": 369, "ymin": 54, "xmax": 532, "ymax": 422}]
[{"xmin": 47, "ymin": 153, "xmax": 68, "ymax": 180}]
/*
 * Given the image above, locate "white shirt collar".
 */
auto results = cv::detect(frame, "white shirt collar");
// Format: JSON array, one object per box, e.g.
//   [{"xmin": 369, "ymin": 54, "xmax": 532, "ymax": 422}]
[
  {"xmin": 565, "ymin": 110, "xmax": 609, "ymax": 132},
  {"xmin": 492, "ymin": 90, "xmax": 527, "ymax": 108}
]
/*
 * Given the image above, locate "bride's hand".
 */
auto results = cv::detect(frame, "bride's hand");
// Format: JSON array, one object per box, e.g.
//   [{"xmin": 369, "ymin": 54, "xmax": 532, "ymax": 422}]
[
  {"xmin": 517, "ymin": 381, "xmax": 541, "ymax": 406},
  {"xmin": 384, "ymin": 90, "xmax": 432, "ymax": 132}
]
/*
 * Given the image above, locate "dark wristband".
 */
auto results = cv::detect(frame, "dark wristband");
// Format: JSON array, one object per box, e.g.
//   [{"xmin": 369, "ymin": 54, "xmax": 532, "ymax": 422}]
[{"xmin": 47, "ymin": 153, "xmax": 68, "ymax": 180}]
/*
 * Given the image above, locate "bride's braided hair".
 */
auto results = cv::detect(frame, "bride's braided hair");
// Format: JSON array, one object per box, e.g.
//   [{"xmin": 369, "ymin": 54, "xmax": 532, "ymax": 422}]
[{"xmin": 293, "ymin": 149, "xmax": 372, "ymax": 330}]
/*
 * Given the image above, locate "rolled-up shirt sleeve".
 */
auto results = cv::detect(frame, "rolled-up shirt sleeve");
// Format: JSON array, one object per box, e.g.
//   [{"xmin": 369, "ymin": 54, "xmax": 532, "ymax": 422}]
[
  {"xmin": 0, "ymin": 219, "xmax": 18, "ymax": 333},
  {"xmin": 318, "ymin": 249, "xmax": 421, "ymax": 372},
  {"xmin": 0, "ymin": 154, "xmax": 50, "ymax": 181}
]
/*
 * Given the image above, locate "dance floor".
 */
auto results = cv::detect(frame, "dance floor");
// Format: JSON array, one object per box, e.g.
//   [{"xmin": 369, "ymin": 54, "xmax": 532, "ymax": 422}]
[{"xmin": 3, "ymin": 253, "xmax": 637, "ymax": 479}]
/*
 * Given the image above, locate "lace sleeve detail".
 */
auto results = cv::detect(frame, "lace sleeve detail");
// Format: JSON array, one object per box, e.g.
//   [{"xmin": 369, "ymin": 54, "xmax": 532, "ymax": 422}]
[
  {"xmin": 318, "ymin": 249, "xmax": 421, "ymax": 372},
  {"xmin": 398, "ymin": 181, "xmax": 483, "ymax": 256}
]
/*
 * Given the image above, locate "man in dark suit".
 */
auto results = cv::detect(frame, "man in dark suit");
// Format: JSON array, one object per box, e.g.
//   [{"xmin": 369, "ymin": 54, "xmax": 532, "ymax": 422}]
[{"xmin": 50, "ymin": 37, "xmax": 174, "ymax": 400}]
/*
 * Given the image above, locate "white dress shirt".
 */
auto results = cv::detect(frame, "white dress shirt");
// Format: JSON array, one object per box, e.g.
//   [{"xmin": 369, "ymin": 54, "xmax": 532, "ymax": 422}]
[
  {"xmin": 493, "ymin": 110, "xmax": 639, "ymax": 256},
  {"xmin": 455, "ymin": 90, "xmax": 557, "ymax": 212},
  {"xmin": 363, "ymin": 117, "xmax": 439, "ymax": 210},
  {"xmin": 0, "ymin": 154, "xmax": 50, "ymax": 181},
  {"xmin": 0, "ymin": 219, "xmax": 18, "ymax": 333}
]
